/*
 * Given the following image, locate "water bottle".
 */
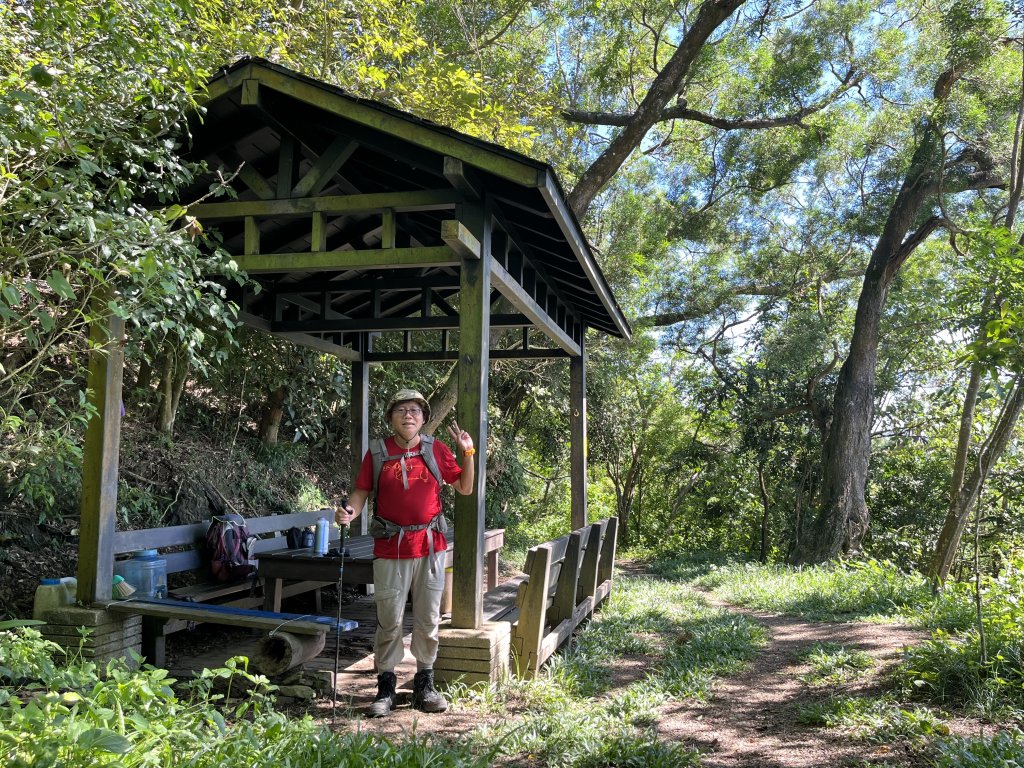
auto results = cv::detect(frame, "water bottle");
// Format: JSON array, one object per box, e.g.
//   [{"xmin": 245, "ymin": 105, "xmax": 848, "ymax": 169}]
[{"xmin": 314, "ymin": 517, "xmax": 329, "ymax": 556}]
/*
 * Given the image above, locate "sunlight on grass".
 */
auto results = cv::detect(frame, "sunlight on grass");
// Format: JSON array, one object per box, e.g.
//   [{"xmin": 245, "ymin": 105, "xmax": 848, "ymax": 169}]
[
  {"xmin": 665, "ymin": 556, "xmax": 941, "ymax": 623},
  {"xmin": 934, "ymin": 727, "xmax": 1024, "ymax": 766},
  {"xmin": 651, "ymin": 555, "xmax": 1024, "ymax": 720},
  {"xmin": 449, "ymin": 571, "xmax": 766, "ymax": 766},
  {"xmin": 795, "ymin": 695, "xmax": 949, "ymax": 745},
  {"xmin": 799, "ymin": 642, "xmax": 874, "ymax": 685}
]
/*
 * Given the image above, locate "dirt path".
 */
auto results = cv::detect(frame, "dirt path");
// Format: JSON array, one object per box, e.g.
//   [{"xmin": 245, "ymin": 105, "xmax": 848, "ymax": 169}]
[{"xmin": 654, "ymin": 592, "xmax": 929, "ymax": 767}]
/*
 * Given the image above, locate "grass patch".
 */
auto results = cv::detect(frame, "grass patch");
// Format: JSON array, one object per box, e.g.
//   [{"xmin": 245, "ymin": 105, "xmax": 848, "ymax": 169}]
[
  {"xmin": 657, "ymin": 556, "xmax": 945, "ymax": 624},
  {"xmin": 795, "ymin": 695, "xmax": 949, "ymax": 745},
  {"xmin": 449, "ymin": 570, "xmax": 766, "ymax": 766},
  {"xmin": 934, "ymin": 727, "xmax": 1024, "ymax": 766},
  {"xmin": 799, "ymin": 642, "xmax": 874, "ymax": 685},
  {"xmin": 652, "ymin": 554, "xmax": 1024, "ymax": 718}
]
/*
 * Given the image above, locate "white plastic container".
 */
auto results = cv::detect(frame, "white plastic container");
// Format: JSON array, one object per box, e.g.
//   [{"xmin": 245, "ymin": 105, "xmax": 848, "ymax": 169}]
[
  {"xmin": 32, "ymin": 577, "xmax": 76, "ymax": 620},
  {"xmin": 121, "ymin": 549, "xmax": 167, "ymax": 599},
  {"xmin": 314, "ymin": 517, "xmax": 329, "ymax": 556}
]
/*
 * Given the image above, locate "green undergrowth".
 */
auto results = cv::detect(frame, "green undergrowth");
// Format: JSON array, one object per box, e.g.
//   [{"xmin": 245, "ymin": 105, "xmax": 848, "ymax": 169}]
[
  {"xmin": 796, "ymin": 697, "xmax": 1024, "ymax": 765},
  {"xmin": 799, "ymin": 642, "xmax": 874, "ymax": 685},
  {"xmin": 934, "ymin": 727, "xmax": 1024, "ymax": 766},
  {"xmin": 795, "ymin": 695, "xmax": 950, "ymax": 745},
  {"xmin": 653, "ymin": 554, "xmax": 1024, "ymax": 740},
  {"xmin": 446, "ymin": 570, "xmax": 767, "ymax": 767},
  {"xmin": 657, "ymin": 555, "xmax": 961, "ymax": 624},
  {"xmin": 0, "ymin": 627, "xmax": 492, "ymax": 767}
]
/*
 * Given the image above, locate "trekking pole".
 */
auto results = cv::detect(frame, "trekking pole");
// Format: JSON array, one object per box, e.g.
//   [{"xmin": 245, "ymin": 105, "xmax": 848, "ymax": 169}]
[{"xmin": 332, "ymin": 502, "xmax": 347, "ymax": 727}]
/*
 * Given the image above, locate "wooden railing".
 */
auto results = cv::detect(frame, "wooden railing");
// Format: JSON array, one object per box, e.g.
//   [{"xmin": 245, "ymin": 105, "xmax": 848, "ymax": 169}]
[{"xmin": 509, "ymin": 516, "xmax": 618, "ymax": 678}]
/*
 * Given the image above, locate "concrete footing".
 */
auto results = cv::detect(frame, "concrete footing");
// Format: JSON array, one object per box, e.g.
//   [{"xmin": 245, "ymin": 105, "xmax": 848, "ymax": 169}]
[
  {"xmin": 38, "ymin": 606, "xmax": 142, "ymax": 668},
  {"xmin": 434, "ymin": 620, "xmax": 511, "ymax": 685}
]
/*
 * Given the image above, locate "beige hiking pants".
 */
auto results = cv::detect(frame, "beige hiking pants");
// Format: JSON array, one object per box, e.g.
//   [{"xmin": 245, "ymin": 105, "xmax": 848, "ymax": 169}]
[{"xmin": 372, "ymin": 552, "xmax": 446, "ymax": 673}]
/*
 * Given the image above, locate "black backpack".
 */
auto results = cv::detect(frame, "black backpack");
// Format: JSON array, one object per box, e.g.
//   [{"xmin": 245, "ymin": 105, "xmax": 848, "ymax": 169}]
[{"xmin": 206, "ymin": 513, "xmax": 258, "ymax": 582}]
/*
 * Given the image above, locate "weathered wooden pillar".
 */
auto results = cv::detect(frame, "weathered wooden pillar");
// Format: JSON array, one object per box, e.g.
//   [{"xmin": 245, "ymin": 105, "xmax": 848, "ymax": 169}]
[
  {"xmin": 570, "ymin": 333, "xmax": 588, "ymax": 530},
  {"xmin": 77, "ymin": 305, "xmax": 125, "ymax": 603},
  {"xmin": 350, "ymin": 346, "xmax": 370, "ymax": 536},
  {"xmin": 452, "ymin": 202, "xmax": 490, "ymax": 629}
]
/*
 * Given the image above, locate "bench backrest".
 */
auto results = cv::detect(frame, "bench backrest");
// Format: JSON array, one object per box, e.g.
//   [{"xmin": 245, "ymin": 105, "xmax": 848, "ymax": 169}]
[
  {"xmin": 510, "ymin": 516, "xmax": 618, "ymax": 677},
  {"xmin": 515, "ymin": 517, "xmax": 614, "ymax": 623},
  {"xmin": 113, "ymin": 511, "xmax": 339, "ymax": 576}
]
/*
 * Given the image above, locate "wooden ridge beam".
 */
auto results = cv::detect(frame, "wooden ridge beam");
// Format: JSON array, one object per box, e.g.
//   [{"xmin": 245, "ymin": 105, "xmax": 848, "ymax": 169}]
[
  {"xmin": 191, "ymin": 189, "xmax": 461, "ymax": 220},
  {"xmin": 231, "ymin": 246, "xmax": 459, "ymax": 273},
  {"xmin": 272, "ymin": 312, "xmax": 531, "ymax": 334},
  {"xmin": 254, "ymin": 65, "xmax": 541, "ymax": 187}
]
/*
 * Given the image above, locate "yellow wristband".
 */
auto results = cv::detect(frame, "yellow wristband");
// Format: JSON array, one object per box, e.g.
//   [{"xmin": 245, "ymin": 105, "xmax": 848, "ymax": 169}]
[{"xmin": 463, "ymin": 447, "xmax": 476, "ymax": 457}]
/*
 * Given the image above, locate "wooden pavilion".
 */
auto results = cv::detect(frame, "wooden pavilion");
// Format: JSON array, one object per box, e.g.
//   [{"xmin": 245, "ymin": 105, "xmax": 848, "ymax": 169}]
[{"xmin": 76, "ymin": 58, "xmax": 631, "ymax": 672}]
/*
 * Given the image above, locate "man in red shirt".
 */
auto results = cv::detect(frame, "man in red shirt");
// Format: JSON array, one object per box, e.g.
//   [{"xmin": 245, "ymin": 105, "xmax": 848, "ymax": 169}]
[{"xmin": 336, "ymin": 388, "xmax": 476, "ymax": 717}]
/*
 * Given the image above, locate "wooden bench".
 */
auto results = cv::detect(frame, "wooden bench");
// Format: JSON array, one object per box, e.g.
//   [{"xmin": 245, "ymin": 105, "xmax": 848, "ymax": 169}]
[
  {"xmin": 503, "ymin": 516, "xmax": 618, "ymax": 678},
  {"xmin": 110, "ymin": 510, "xmax": 343, "ymax": 664},
  {"xmin": 98, "ymin": 598, "xmax": 358, "ymax": 668}
]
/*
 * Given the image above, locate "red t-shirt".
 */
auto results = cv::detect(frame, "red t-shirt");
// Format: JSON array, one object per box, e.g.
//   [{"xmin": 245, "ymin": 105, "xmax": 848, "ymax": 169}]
[{"xmin": 355, "ymin": 436, "xmax": 462, "ymax": 558}]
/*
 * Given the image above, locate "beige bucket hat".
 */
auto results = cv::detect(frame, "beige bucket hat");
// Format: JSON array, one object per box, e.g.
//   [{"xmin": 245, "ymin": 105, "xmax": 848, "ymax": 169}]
[{"xmin": 386, "ymin": 388, "xmax": 431, "ymax": 420}]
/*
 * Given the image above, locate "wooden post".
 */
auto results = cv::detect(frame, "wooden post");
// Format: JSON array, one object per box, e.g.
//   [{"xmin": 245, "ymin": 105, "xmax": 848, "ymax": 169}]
[
  {"xmin": 577, "ymin": 521, "xmax": 602, "ymax": 607},
  {"xmin": 350, "ymin": 352, "xmax": 370, "ymax": 536},
  {"xmin": 452, "ymin": 201, "xmax": 490, "ymax": 630},
  {"xmin": 549, "ymin": 531, "xmax": 582, "ymax": 625},
  {"xmin": 570, "ymin": 335, "xmax": 587, "ymax": 529},
  {"xmin": 77, "ymin": 306, "xmax": 125, "ymax": 604},
  {"xmin": 597, "ymin": 516, "xmax": 619, "ymax": 586},
  {"xmin": 511, "ymin": 544, "xmax": 551, "ymax": 678}
]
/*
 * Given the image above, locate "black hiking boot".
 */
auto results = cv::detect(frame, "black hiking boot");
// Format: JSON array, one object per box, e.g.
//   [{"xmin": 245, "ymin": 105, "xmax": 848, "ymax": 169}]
[
  {"xmin": 412, "ymin": 669, "xmax": 448, "ymax": 713},
  {"xmin": 367, "ymin": 671, "xmax": 397, "ymax": 718}
]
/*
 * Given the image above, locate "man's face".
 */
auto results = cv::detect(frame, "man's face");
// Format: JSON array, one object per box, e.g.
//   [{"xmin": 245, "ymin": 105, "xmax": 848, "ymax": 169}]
[{"xmin": 390, "ymin": 401, "xmax": 425, "ymax": 440}]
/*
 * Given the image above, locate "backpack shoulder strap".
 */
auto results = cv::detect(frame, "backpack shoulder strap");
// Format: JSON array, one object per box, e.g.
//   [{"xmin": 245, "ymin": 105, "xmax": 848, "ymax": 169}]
[
  {"xmin": 370, "ymin": 438, "xmax": 388, "ymax": 494},
  {"xmin": 417, "ymin": 434, "xmax": 443, "ymax": 488}
]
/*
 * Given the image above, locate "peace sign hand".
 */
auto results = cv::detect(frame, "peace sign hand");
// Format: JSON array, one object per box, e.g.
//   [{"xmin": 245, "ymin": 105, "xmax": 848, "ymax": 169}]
[{"xmin": 446, "ymin": 420, "xmax": 474, "ymax": 454}]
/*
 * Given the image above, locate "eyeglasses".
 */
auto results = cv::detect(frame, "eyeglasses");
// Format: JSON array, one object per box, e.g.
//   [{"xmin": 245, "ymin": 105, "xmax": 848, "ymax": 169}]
[{"xmin": 393, "ymin": 407, "xmax": 423, "ymax": 417}]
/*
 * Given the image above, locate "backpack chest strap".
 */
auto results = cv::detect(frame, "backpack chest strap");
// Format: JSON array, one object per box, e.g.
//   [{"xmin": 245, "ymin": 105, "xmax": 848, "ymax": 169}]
[{"xmin": 382, "ymin": 450, "xmax": 425, "ymax": 490}]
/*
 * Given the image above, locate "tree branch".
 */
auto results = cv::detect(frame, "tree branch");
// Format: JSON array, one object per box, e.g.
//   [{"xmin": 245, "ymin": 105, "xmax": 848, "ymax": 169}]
[
  {"xmin": 640, "ymin": 268, "xmax": 865, "ymax": 327},
  {"xmin": 563, "ymin": 67, "xmax": 862, "ymax": 131},
  {"xmin": 566, "ymin": 0, "xmax": 748, "ymax": 218}
]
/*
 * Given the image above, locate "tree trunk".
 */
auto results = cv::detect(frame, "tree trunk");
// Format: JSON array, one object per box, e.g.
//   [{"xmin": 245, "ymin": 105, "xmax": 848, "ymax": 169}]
[
  {"xmin": 757, "ymin": 462, "xmax": 771, "ymax": 562},
  {"xmin": 258, "ymin": 385, "xmax": 288, "ymax": 446},
  {"xmin": 793, "ymin": 123, "xmax": 945, "ymax": 564},
  {"xmin": 949, "ymin": 357, "xmax": 985, "ymax": 507},
  {"xmin": 168, "ymin": 356, "xmax": 188, "ymax": 429},
  {"xmin": 156, "ymin": 351, "xmax": 176, "ymax": 434},
  {"xmin": 424, "ymin": 363, "xmax": 458, "ymax": 435},
  {"xmin": 929, "ymin": 374, "xmax": 1024, "ymax": 586}
]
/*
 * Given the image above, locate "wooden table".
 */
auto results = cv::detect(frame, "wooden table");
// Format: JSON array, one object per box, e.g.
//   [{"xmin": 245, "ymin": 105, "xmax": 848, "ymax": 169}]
[{"xmin": 256, "ymin": 528, "xmax": 505, "ymax": 612}]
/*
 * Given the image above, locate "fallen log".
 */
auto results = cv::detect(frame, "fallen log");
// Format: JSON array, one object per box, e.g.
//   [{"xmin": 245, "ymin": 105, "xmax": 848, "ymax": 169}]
[{"xmin": 253, "ymin": 630, "xmax": 326, "ymax": 675}]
